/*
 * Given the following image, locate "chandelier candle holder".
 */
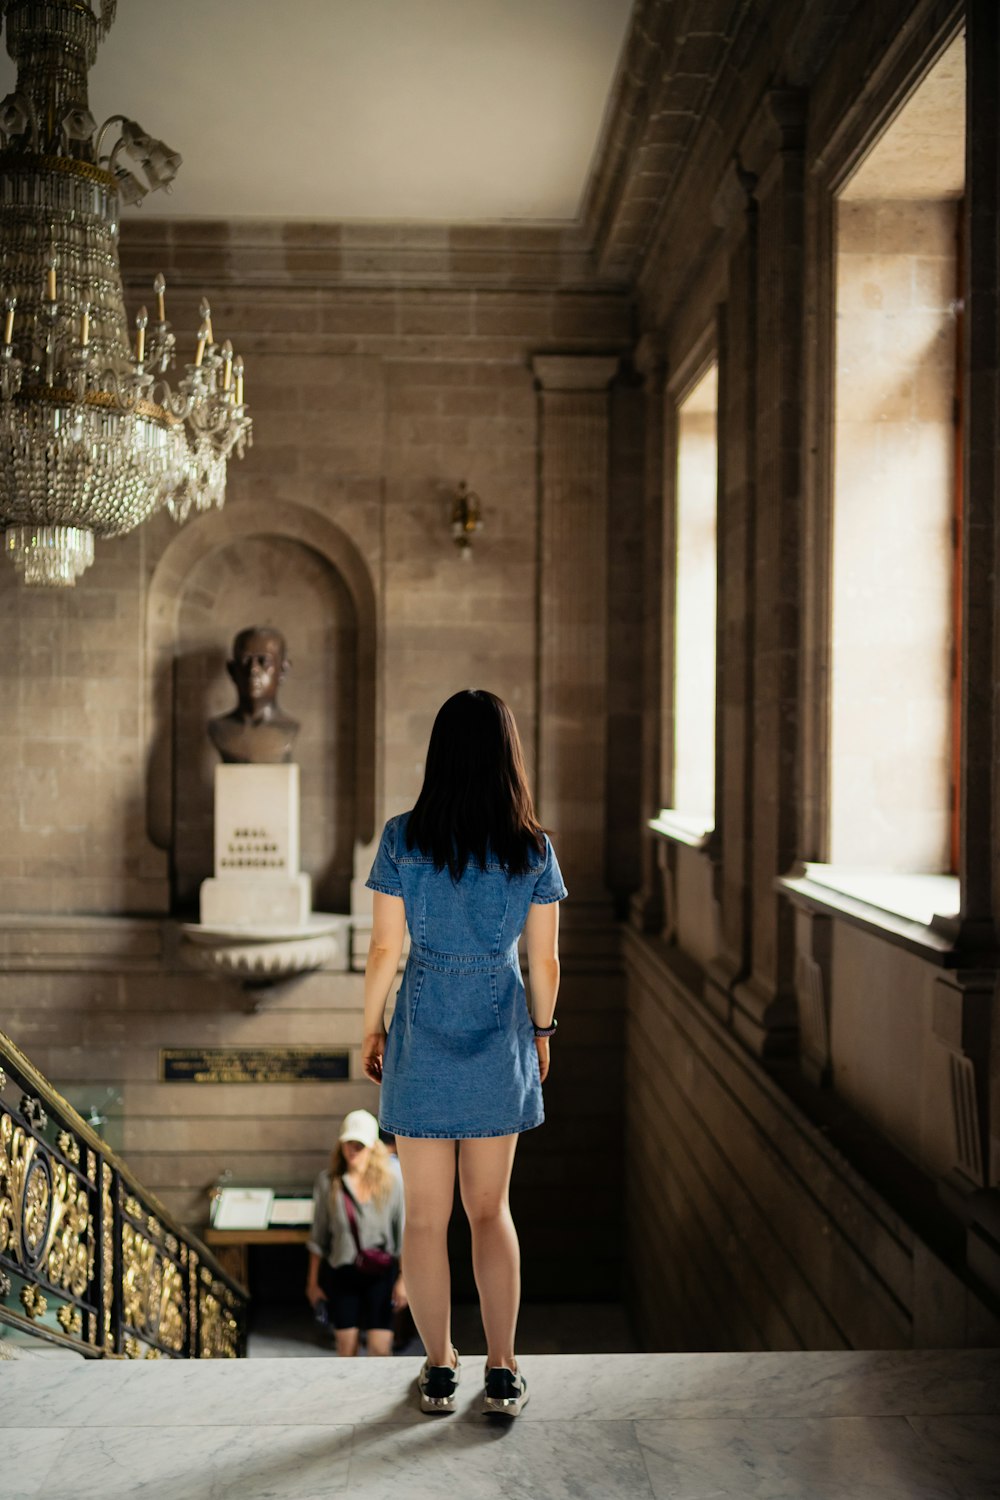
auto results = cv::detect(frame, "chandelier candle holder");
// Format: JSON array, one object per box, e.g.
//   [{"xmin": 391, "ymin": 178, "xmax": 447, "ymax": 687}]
[{"xmin": 0, "ymin": 0, "xmax": 251, "ymax": 586}]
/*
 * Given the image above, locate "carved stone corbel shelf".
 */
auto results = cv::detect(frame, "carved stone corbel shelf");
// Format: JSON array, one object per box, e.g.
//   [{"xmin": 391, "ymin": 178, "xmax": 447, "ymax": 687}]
[{"xmin": 178, "ymin": 914, "xmax": 350, "ymax": 983}]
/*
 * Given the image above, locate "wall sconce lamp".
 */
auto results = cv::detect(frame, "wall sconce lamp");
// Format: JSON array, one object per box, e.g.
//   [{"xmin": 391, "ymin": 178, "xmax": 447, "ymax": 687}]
[{"xmin": 451, "ymin": 480, "xmax": 482, "ymax": 556}]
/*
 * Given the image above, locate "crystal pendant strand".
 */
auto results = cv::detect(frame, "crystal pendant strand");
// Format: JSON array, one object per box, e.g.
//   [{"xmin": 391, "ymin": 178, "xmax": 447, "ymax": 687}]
[{"xmin": 0, "ymin": 0, "xmax": 251, "ymax": 586}]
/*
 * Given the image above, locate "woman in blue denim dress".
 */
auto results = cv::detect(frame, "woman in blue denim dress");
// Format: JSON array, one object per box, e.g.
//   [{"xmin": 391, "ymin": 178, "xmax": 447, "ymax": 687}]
[{"xmin": 362, "ymin": 690, "xmax": 565, "ymax": 1417}]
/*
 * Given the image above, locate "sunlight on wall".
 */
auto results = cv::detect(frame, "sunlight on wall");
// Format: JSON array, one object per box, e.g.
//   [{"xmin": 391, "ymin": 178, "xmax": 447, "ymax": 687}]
[
  {"xmin": 830, "ymin": 40, "xmax": 964, "ymax": 871},
  {"xmin": 673, "ymin": 363, "xmax": 718, "ymax": 825}
]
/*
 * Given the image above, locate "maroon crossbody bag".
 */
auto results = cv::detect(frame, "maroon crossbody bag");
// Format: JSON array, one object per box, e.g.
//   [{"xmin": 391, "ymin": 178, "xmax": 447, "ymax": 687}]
[{"xmin": 341, "ymin": 1183, "xmax": 396, "ymax": 1277}]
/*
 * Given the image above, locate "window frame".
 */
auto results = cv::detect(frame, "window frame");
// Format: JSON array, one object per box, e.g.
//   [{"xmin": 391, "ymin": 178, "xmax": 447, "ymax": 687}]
[
  {"xmin": 654, "ymin": 332, "xmax": 720, "ymax": 850},
  {"xmin": 795, "ymin": 12, "xmax": 966, "ymax": 939}
]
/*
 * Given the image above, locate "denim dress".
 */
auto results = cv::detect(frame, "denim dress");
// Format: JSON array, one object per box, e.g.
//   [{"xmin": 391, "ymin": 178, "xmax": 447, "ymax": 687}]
[{"xmin": 365, "ymin": 813, "xmax": 567, "ymax": 1139}]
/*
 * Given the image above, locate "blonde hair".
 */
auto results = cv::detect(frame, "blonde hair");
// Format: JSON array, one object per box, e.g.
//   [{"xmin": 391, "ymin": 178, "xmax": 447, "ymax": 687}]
[{"xmin": 329, "ymin": 1138, "xmax": 394, "ymax": 1212}]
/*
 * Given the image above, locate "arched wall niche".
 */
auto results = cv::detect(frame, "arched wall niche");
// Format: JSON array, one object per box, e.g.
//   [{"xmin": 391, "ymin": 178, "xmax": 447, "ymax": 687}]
[{"xmin": 145, "ymin": 500, "xmax": 378, "ymax": 915}]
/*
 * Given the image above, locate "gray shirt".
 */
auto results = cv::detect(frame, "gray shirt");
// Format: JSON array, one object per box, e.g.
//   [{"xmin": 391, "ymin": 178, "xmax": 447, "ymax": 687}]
[{"xmin": 307, "ymin": 1168, "xmax": 404, "ymax": 1269}]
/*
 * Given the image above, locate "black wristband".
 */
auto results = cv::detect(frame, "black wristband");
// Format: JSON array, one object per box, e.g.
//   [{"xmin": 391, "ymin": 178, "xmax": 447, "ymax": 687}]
[{"xmin": 532, "ymin": 1018, "xmax": 558, "ymax": 1038}]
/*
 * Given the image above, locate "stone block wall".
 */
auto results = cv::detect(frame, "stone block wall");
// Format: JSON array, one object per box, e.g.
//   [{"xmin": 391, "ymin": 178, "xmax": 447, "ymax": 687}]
[
  {"xmin": 626, "ymin": 931, "xmax": 998, "ymax": 1351},
  {"xmin": 0, "ymin": 532, "xmax": 159, "ymax": 915}
]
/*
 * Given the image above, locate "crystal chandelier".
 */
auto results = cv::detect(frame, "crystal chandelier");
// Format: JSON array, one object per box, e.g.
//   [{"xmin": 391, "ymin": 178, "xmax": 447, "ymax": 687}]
[{"xmin": 0, "ymin": 0, "xmax": 251, "ymax": 586}]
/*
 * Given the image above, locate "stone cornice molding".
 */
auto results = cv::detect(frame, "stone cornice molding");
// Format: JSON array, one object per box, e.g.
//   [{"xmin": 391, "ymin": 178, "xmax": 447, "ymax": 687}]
[
  {"xmin": 579, "ymin": 0, "xmax": 668, "ymax": 266},
  {"xmin": 119, "ymin": 219, "xmax": 621, "ymax": 294},
  {"xmin": 589, "ymin": 0, "xmax": 760, "ymax": 284},
  {"xmin": 594, "ymin": 1, "xmax": 874, "ymax": 293},
  {"xmin": 531, "ymin": 355, "xmax": 620, "ymax": 392}
]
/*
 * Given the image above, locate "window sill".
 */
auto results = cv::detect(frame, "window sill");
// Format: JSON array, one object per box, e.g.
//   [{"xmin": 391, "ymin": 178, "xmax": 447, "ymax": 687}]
[
  {"xmin": 776, "ymin": 863, "xmax": 960, "ymax": 963},
  {"xmin": 649, "ymin": 810, "xmax": 714, "ymax": 850}
]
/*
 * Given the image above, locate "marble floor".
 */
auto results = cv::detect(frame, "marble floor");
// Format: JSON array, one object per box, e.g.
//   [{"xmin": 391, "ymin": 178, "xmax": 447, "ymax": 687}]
[{"xmin": 2, "ymin": 1349, "xmax": 998, "ymax": 1499}]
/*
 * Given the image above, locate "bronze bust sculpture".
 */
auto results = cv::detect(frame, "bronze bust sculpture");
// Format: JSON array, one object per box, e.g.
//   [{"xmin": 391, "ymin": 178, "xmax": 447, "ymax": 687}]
[{"xmin": 208, "ymin": 626, "xmax": 300, "ymax": 764}]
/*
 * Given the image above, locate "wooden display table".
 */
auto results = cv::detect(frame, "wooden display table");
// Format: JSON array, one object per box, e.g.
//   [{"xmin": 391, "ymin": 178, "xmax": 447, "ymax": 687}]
[{"xmin": 204, "ymin": 1227, "xmax": 310, "ymax": 1286}]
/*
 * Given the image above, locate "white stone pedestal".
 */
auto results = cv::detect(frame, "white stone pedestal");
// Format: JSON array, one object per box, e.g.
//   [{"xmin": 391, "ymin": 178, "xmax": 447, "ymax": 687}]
[
  {"xmin": 200, "ymin": 873, "xmax": 311, "ymax": 927},
  {"xmin": 199, "ymin": 765, "xmax": 312, "ymax": 928}
]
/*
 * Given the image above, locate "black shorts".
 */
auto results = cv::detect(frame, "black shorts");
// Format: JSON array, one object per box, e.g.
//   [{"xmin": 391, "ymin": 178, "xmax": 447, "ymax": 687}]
[{"xmin": 319, "ymin": 1259, "xmax": 397, "ymax": 1332}]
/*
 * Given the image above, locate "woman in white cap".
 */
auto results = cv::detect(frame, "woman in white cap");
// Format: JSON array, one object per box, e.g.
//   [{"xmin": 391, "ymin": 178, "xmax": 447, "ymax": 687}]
[{"xmin": 305, "ymin": 1109, "xmax": 406, "ymax": 1356}]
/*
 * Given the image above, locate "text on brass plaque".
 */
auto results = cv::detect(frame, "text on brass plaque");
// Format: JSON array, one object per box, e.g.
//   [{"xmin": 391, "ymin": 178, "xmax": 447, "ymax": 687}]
[{"xmin": 161, "ymin": 1048, "xmax": 350, "ymax": 1083}]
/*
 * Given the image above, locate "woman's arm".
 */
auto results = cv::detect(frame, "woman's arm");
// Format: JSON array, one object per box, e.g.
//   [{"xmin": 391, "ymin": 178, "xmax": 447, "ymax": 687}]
[
  {"xmin": 362, "ymin": 891, "xmax": 407, "ymax": 1082},
  {"xmin": 305, "ymin": 1249, "xmax": 325, "ymax": 1308},
  {"xmin": 525, "ymin": 900, "xmax": 561, "ymax": 1084},
  {"xmin": 305, "ymin": 1178, "xmax": 330, "ymax": 1306}
]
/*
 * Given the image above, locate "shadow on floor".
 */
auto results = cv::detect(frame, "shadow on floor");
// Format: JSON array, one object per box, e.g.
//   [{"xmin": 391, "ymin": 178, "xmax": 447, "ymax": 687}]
[{"xmin": 247, "ymin": 1301, "xmax": 639, "ymax": 1358}]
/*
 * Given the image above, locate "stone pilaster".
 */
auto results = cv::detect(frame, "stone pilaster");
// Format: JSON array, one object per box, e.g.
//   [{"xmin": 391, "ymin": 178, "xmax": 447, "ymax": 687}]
[
  {"xmin": 703, "ymin": 158, "xmax": 757, "ymax": 1028},
  {"xmin": 631, "ymin": 332, "xmax": 667, "ymax": 933},
  {"xmin": 950, "ymin": 0, "xmax": 1000, "ymax": 1294},
  {"xmin": 730, "ymin": 91, "xmax": 807, "ymax": 1056},
  {"xmin": 532, "ymin": 355, "xmax": 619, "ymax": 903},
  {"xmin": 961, "ymin": 0, "xmax": 1000, "ymax": 952}
]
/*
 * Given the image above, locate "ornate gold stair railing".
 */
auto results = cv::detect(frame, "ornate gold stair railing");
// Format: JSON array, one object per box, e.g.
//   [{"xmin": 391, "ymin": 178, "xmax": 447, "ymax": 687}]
[{"xmin": 0, "ymin": 1029, "xmax": 247, "ymax": 1358}]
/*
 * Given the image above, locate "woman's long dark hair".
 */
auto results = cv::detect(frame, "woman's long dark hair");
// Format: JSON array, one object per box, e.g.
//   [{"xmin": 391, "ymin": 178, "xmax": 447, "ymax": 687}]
[{"xmin": 406, "ymin": 690, "xmax": 545, "ymax": 879}]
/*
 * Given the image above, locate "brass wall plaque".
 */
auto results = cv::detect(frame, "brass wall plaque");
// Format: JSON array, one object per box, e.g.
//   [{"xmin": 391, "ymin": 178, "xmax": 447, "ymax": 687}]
[{"xmin": 161, "ymin": 1049, "xmax": 350, "ymax": 1084}]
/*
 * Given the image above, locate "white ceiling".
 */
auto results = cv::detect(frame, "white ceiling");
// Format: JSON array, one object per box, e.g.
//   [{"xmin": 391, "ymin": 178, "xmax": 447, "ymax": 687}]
[{"xmin": 0, "ymin": 0, "xmax": 634, "ymax": 222}]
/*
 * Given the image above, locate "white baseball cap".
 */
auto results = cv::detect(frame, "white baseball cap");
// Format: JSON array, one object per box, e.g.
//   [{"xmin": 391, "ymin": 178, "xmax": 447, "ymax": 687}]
[{"xmin": 338, "ymin": 1109, "xmax": 379, "ymax": 1149}]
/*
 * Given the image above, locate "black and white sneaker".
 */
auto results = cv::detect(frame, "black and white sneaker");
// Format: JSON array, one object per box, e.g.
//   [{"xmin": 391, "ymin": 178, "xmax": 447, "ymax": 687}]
[
  {"xmin": 482, "ymin": 1364, "xmax": 529, "ymax": 1417},
  {"xmin": 417, "ymin": 1349, "xmax": 461, "ymax": 1413}
]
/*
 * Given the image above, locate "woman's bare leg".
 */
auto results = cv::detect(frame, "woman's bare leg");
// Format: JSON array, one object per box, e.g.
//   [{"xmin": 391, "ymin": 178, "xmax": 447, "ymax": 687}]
[
  {"xmin": 395, "ymin": 1136, "xmax": 457, "ymax": 1367},
  {"xmin": 334, "ymin": 1327, "xmax": 360, "ymax": 1357},
  {"xmin": 457, "ymin": 1134, "xmax": 520, "ymax": 1371},
  {"xmin": 366, "ymin": 1328, "xmax": 394, "ymax": 1357}
]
